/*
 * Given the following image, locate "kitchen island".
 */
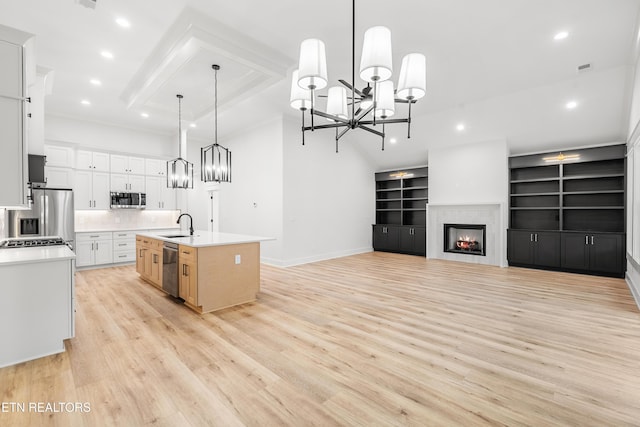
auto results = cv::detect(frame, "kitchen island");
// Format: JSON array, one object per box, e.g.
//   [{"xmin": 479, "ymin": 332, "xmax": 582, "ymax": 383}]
[
  {"xmin": 0, "ymin": 245, "xmax": 75, "ymax": 368},
  {"xmin": 136, "ymin": 230, "xmax": 272, "ymax": 313}
]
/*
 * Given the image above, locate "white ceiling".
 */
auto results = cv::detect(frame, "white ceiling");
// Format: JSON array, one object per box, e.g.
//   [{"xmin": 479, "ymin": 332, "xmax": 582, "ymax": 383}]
[{"xmin": 1, "ymin": 0, "xmax": 639, "ymax": 170}]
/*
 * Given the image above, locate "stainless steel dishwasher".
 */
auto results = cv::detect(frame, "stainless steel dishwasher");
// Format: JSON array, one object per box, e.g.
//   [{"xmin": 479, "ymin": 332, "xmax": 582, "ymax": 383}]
[{"xmin": 162, "ymin": 241, "xmax": 180, "ymax": 298}]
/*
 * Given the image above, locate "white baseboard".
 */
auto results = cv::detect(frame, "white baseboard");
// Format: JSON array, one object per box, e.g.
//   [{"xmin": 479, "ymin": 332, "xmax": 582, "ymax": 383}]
[
  {"xmin": 626, "ymin": 260, "xmax": 640, "ymax": 311},
  {"xmin": 261, "ymin": 247, "xmax": 373, "ymax": 268}
]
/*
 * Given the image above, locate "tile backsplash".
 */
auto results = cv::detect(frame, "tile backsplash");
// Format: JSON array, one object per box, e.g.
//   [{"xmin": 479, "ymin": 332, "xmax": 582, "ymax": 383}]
[{"xmin": 75, "ymin": 209, "xmax": 180, "ymax": 232}]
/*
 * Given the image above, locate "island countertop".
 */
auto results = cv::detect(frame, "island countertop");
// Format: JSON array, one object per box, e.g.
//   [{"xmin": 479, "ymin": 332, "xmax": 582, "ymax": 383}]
[{"xmin": 136, "ymin": 230, "xmax": 274, "ymax": 247}]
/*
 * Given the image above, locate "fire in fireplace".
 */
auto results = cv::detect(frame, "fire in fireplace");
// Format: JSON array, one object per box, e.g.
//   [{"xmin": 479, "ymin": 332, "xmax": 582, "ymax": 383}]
[{"xmin": 444, "ymin": 223, "xmax": 486, "ymax": 256}]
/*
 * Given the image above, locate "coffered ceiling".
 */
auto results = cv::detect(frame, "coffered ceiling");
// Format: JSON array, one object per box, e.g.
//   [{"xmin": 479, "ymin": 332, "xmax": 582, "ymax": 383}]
[{"xmin": 1, "ymin": 0, "xmax": 639, "ymax": 168}]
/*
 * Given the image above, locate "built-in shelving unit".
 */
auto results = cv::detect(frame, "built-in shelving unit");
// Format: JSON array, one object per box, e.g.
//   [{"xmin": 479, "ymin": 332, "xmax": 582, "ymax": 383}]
[
  {"xmin": 508, "ymin": 144, "xmax": 626, "ymax": 277},
  {"xmin": 373, "ymin": 167, "xmax": 428, "ymax": 256}
]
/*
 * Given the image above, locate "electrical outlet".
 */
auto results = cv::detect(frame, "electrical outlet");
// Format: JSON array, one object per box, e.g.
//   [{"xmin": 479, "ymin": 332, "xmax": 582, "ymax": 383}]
[{"xmin": 235, "ymin": 255, "xmax": 241, "ymax": 264}]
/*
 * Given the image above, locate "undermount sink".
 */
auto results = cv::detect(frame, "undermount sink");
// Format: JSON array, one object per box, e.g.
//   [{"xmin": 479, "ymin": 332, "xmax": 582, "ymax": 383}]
[{"xmin": 159, "ymin": 234, "xmax": 191, "ymax": 238}]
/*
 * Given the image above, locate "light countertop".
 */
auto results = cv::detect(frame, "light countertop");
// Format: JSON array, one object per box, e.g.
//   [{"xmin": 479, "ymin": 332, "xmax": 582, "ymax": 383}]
[
  {"xmin": 0, "ymin": 246, "xmax": 76, "ymax": 266},
  {"xmin": 137, "ymin": 230, "xmax": 274, "ymax": 248}
]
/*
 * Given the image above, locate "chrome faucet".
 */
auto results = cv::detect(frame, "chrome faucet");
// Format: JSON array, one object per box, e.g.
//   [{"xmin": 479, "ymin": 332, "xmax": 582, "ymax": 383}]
[{"xmin": 177, "ymin": 213, "xmax": 194, "ymax": 236}]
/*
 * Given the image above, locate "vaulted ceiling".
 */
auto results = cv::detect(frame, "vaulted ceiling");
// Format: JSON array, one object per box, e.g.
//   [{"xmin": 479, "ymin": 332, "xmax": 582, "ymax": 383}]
[{"xmin": 1, "ymin": 0, "xmax": 639, "ymax": 169}]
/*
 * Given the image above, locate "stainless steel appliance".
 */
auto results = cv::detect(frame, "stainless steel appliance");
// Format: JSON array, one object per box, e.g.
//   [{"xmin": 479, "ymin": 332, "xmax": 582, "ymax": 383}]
[
  {"xmin": 162, "ymin": 241, "xmax": 179, "ymax": 298},
  {"xmin": 0, "ymin": 236, "xmax": 67, "ymax": 248},
  {"xmin": 8, "ymin": 188, "xmax": 75, "ymax": 249},
  {"xmin": 110, "ymin": 192, "xmax": 146, "ymax": 209}
]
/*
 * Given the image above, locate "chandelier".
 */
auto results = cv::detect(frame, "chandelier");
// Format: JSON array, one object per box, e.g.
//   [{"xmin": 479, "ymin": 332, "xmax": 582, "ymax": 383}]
[
  {"xmin": 289, "ymin": 0, "xmax": 426, "ymax": 152},
  {"xmin": 167, "ymin": 94, "xmax": 194, "ymax": 189},
  {"xmin": 201, "ymin": 64, "xmax": 232, "ymax": 183}
]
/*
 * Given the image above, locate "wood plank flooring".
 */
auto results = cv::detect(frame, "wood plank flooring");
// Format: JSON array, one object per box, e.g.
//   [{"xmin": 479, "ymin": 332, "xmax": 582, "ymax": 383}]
[{"xmin": 2, "ymin": 252, "xmax": 640, "ymax": 426}]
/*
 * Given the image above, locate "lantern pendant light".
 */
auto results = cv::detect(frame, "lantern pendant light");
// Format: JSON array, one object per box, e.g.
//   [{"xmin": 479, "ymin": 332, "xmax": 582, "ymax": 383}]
[
  {"xmin": 167, "ymin": 94, "xmax": 194, "ymax": 189},
  {"xmin": 289, "ymin": 0, "xmax": 427, "ymax": 151},
  {"xmin": 201, "ymin": 65, "xmax": 232, "ymax": 183}
]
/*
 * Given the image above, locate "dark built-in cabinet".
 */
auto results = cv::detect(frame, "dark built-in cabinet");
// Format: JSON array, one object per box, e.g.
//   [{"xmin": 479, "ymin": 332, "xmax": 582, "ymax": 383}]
[
  {"xmin": 373, "ymin": 167, "xmax": 428, "ymax": 256},
  {"xmin": 508, "ymin": 144, "xmax": 626, "ymax": 277}
]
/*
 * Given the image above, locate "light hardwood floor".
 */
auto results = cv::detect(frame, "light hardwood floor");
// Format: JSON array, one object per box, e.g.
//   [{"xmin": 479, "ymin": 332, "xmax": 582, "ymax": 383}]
[{"xmin": 2, "ymin": 252, "xmax": 640, "ymax": 426}]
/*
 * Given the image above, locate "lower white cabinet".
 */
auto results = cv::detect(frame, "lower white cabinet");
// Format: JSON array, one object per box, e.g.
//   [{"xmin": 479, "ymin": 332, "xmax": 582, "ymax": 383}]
[
  {"xmin": 76, "ymin": 232, "xmax": 113, "ymax": 267},
  {"xmin": 113, "ymin": 231, "xmax": 136, "ymax": 263}
]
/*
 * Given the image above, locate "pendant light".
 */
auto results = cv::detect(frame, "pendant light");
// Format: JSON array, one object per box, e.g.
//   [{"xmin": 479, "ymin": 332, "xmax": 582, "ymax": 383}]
[
  {"xmin": 201, "ymin": 65, "xmax": 232, "ymax": 183},
  {"xmin": 167, "ymin": 94, "xmax": 194, "ymax": 189}
]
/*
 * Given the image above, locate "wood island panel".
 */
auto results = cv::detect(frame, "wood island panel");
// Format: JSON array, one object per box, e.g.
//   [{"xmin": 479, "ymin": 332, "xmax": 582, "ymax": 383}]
[{"xmin": 187, "ymin": 242, "xmax": 260, "ymax": 313}]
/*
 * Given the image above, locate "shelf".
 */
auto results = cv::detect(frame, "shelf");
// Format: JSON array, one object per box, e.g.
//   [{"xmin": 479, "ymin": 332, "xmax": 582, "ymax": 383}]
[
  {"xmin": 403, "ymin": 197, "xmax": 428, "ymax": 201},
  {"xmin": 563, "ymin": 190, "xmax": 624, "ymax": 195},
  {"xmin": 510, "ymin": 192, "xmax": 559, "ymax": 197},
  {"xmin": 403, "ymin": 186, "xmax": 428, "ymax": 190},
  {"xmin": 562, "ymin": 173, "xmax": 624, "ymax": 180},
  {"xmin": 376, "ymin": 209, "xmax": 402, "ymax": 212},
  {"xmin": 376, "ymin": 188, "xmax": 402, "ymax": 192},
  {"xmin": 377, "ymin": 198, "xmax": 402, "ymax": 202},
  {"xmin": 562, "ymin": 206, "xmax": 624, "ymax": 210},
  {"xmin": 510, "ymin": 177, "xmax": 560, "ymax": 184},
  {"xmin": 511, "ymin": 207, "xmax": 560, "ymax": 210},
  {"xmin": 403, "ymin": 208, "xmax": 426, "ymax": 211}
]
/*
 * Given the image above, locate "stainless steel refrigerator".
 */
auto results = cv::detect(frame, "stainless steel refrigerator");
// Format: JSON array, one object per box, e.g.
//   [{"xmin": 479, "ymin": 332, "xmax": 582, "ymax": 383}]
[{"xmin": 7, "ymin": 188, "xmax": 75, "ymax": 249}]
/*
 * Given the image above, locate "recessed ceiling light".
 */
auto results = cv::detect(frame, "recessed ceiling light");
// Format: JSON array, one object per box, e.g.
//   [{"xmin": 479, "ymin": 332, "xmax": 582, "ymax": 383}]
[
  {"xmin": 554, "ymin": 31, "xmax": 569, "ymax": 41},
  {"xmin": 456, "ymin": 123, "xmax": 465, "ymax": 131},
  {"xmin": 100, "ymin": 50, "xmax": 114, "ymax": 59},
  {"xmin": 115, "ymin": 17, "xmax": 130, "ymax": 28},
  {"xmin": 389, "ymin": 137, "xmax": 397, "ymax": 144},
  {"xmin": 565, "ymin": 100, "xmax": 578, "ymax": 109},
  {"xmin": 189, "ymin": 123, "xmax": 197, "ymax": 128},
  {"xmin": 81, "ymin": 100, "xmax": 91, "ymax": 106},
  {"xmin": 90, "ymin": 78, "xmax": 102, "ymax": 86},
  {"xmin": 141, "ymin": 112, "xmax": 149, "ymax": 118}
]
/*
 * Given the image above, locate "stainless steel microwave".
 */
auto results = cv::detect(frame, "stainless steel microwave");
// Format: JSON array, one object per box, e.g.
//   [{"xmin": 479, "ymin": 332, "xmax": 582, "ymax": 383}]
[{"xmin": 110, "ymin": 192, "xmax": 146, "ymax": 209}]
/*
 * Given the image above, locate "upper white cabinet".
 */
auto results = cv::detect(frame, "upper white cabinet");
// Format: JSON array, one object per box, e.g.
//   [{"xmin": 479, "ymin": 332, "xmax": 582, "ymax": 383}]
[
  {"xmin": 45, "ymin": 166, "xmax": 74, "ymax": 189},
  {"xmin": 111, "ymin": 154, "xmax": 145, "ymax": 175},
  {"xmin": 76, "ymin": 150, "xmax": 109, "ymax": 172},
  {"xmin": 111, "ymin": 173, "xmax": 145, "ymax": 193},
  {"xmin": 145, "ymin": 176, "xmax": 176, "ymax": 210},
  {"xmin": 44, "ymin": 144, "xmax": 74, "ymax": 168},
  {"xmin": 0, "ymin": 26, "xmax": 34, "ymax": 208},
  {"xmin": 145, "ymin": 158, "xmax": 167, "ymax": 176},
  {"xmin": 74, "ymin": 170, "xmax": 110, "ymax": 210}
]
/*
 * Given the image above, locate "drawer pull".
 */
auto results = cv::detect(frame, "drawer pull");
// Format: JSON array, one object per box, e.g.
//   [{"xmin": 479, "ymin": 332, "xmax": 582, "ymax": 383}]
[{"xmin": 119, "ymin": 255, "xmax": 127, "ymax": 258}]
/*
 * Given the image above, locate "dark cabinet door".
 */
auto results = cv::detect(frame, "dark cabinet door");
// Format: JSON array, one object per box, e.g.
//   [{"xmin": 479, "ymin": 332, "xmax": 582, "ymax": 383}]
[
  {"xmin": 589, "ymin": 233, "xmax": 624, "ymax": 274},
  {"xmin": 399, "ymin": 227, "xmax": 414, "ymax": 253},
  {"xmin": 534, "ymin": 231, "xmax": 561, "ymax": 268},
  {"xmin": 413, "ymin": 227, "xmax": 426, "ymax": 256},
  {"xmin": 373, "ymin": 225, "xmax": 400, "ymax": 252},
  {"xmin": 508, "ymin": 230, "xmax": 534, "ymax": 264},
  {"xmin": 561, "ymin": 233, "xmax": 590, "ymax": 271}
]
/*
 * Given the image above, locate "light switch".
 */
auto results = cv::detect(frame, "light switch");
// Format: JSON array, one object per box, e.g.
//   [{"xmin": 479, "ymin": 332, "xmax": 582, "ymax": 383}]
[{"xmin": 235, "ymin": 255, "xmax": 241, "ymax": 264}]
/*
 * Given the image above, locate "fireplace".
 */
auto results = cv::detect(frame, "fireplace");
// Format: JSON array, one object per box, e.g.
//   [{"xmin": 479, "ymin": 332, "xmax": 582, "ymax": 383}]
[{"xmin": 443, "ymin": 223, "xmax": 486, "ymax": 256}]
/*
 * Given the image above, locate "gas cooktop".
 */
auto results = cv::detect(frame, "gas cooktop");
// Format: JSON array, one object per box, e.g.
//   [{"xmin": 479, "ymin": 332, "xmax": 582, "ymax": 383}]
[{"xmin": 0, "ymin": 237, "xmax": 67, "ymax": 248}]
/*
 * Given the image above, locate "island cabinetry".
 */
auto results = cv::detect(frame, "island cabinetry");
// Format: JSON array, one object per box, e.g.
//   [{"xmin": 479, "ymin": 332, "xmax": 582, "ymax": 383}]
[
  {"xmin": 179, "ymin": 245, "xmax": 198, "ymax": 307},
  {"xmin": 136, "ymin": 236, "xmax": 162, "ymax": 288},
  {"xmin": 178, "ymin": 242, "xmax": 260, "ymax": 313}
]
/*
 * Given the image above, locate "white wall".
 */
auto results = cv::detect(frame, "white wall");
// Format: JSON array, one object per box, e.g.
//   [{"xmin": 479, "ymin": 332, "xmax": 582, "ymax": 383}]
[
  {"xmin": 45, "ymin": 115, "xmax": 174, "ymax": 157},
  {"xmin": 281, "ymin": 117, "xmax": 376, "ymax": 266},
  {"xmin": 216, "ymin": 118, "xmax": 284, "ymax": 263},
  {"xmin": 625, "ymin": 13, "xmax": 640, "ymax": 309},
  {"xmin": 428, "ymin": 139, "xmax": 509, "ymax": 205}
]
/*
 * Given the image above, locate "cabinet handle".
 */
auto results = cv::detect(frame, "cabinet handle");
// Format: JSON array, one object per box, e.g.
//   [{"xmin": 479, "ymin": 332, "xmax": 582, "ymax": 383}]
[
  {"xmin": 139, "ymin": 249, "xmax": 143, "ymax": 257},
  {"xmin": 91, "ymin": 243, "xmax": 94, "ymax": 251},
  {"xmin": 183, "ymin": 250, "xmax": 191, "ymax": 255},
  {"xmin": 534, "ymin": 234, "xmax": 538, "ymax": 242},
  {"xmin": 591, "ymin": 236, "xmax": 594, "ymax": 245},
  {"xmin": 530, "ymin": 233, "xmax": 533, "ymax": 242},
  {"xmin": 96, "ymin": 242, "xmax": 99, "ymax": 250},
  {"xmin": 119, "ymin": 255, "xmax": 126, "ymax": 258},
  {"xmin": 585, "ymin": 235, "xmax": 589, "ymax": 245},
  {"xmin": 118, "ymin": 243, "xmax": 127, "ymax": 247},
  {"xmin": 89, "ymin": 200, "xmax": 92, "ymax": 208}
]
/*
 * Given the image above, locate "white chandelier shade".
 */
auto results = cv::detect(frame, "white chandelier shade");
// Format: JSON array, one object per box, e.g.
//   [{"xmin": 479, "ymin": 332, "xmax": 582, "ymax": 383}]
[
  {"xmin": 298, "ymin": 39, "xmax": 328, "ymax": 90},
  {"xmin": 397, "ymin": 53, "xmax": 427, "ymax": 100},
  {"xmin": 374, "ymin": 81, "xmax": 395, "ymax": 118},
  {"xmin": 326, "ymin": 86, "xmax": 348, "ymax": 119},
  {"xmin": 290, "ymin": 69, "xmax": 313, "ymax": 110},
  {"xmin": 359, "ymin": 26, "xmax": 393, "ymax": 83}
]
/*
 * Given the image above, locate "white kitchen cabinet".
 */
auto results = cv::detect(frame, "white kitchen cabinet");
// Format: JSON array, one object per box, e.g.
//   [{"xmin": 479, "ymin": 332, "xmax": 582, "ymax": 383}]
[
  {"xmin": 145, "ymin": 175, "xmax": 176, "ymax": 210},
  {"xmin": 111, "ymin": 154, "xmax": 145, "ymax": 175},
  {"xmin": 0, "ymin": 28, "xmax": 33, "ymax": 208},
  {"xmin": 76, "ymin": 232, "xmax": 113, "ymax": 267},
  {"xmin": 74, "ymin": 170, "xmax": 110, "ymax": 210},
  {"xmin": 111, "ymin": 173, "xmax": 145, "ymax": 192},
  {"xmin": 44, "ymin": 144, "xmax": 74, "ymax": 168},
  {"xmin": 45, "ymin": 166, "xmax": 74, "ymax": 188},
  {"xmin": 76, "ymin": 150, "xmax": 110, "ymax": 172},
  {"xmin": 145, "ymin": 158, "xmax": 168, "ymax": 177},
  {"xmin": 113, "ymin": 231, "xmax": 136, "ymax": 263}
]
